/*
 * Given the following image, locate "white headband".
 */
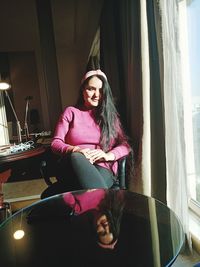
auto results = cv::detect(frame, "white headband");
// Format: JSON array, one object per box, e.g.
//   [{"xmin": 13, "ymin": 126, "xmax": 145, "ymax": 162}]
[
  {"xmin": 97, "ymin": 239, "xmax": 118, "ymax": 250},
  {"xmin": 81, "ymin": 69, "xmax": 107, "ymax": 84}
]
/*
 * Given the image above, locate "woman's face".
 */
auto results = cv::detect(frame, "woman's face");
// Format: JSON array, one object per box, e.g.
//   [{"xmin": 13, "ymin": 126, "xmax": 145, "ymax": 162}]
[
  {"xmin": 96, "ymin": 214, "xmax": 114, "ymax": 245},
  {"xmin": 83, "ymin": 76, "xmax": 103, "ymax": 108}
]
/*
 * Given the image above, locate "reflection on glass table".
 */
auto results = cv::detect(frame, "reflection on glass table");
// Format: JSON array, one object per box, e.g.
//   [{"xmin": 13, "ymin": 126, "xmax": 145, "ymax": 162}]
[{"xmin": 0, "ymin": 189, "xmax": 185, "ymax": 267}]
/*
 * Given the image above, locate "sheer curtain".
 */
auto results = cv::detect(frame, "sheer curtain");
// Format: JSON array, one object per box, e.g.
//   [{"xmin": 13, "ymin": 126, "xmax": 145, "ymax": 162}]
[
  {"xmin": 140, "ymin": 0, "xmax": 151, "ymax": 196},
  {"xmin": 150, "ymin": 0, "xmax": 191, "ymax": 248}
]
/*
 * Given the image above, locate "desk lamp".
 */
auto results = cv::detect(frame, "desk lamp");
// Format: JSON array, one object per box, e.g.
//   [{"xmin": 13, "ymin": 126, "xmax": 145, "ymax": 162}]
[
  {"xmin": 24, "ymin": 96, "xmax": 33, "ymax": 140},
  {"xmin": 0, "ymin": 79, "xmax": 22, "ymax": 144}
]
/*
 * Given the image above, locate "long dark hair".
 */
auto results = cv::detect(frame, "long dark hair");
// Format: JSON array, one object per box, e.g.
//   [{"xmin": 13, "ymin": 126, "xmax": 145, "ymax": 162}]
[
  {"xmin": 76, "ymin": 74, "xmax": 128, "ymax": 152},
  {"xmin": 97, "ymin": 190, "xmax": 125, "ymax": 243}
]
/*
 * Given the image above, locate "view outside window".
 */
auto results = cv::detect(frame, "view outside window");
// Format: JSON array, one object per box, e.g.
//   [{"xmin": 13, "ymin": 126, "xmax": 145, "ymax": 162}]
[{"xmin": 187, "ymin": 0, "xmax": 200, "ymax": 204}]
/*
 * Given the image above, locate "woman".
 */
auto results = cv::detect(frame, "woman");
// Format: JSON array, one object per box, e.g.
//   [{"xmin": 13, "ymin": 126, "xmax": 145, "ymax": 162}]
[{"xmin": 51, "ymin": 69, "xmax": 131, "ymax": 190}]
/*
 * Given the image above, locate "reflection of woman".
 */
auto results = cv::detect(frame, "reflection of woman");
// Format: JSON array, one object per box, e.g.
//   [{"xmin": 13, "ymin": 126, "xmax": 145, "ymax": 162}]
[
  {"xmin": 95, "ymin": 190, "xmax": 124, "ymax": 249},
  {"xmin": 51, "ymin": 69, "xmax": 132, "ymax": 191},
  {"xmin": 63, "ymin": 189, "xmax": 125, "ymax": 249}
]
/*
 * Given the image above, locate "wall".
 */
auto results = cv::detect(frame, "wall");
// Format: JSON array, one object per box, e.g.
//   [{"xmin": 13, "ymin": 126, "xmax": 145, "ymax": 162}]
[
  {"xmin": 0, "ymin": 0, "xmax": 48, "ymax": 131},
  {"xmin": 51, "ymin": 0, "xmax": 104, "ymax": 108},
  {"xmin": 0, "ymin": 0, "xmax": 103, "ymax": 133}
]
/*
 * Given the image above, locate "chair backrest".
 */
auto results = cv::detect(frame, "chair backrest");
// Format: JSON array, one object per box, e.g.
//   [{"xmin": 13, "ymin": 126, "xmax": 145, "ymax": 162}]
[
  {"xmin": 111, "ymin": 157, "xmax": 127, "ymax": 190},
  {"xmin": 40, "ymin": 148, "xmax": 59, "ymax": 186}
]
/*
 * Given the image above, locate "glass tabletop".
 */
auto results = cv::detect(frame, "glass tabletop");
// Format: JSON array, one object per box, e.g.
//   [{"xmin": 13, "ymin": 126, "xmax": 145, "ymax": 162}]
[{"xmin": 0, "ymin": 189, "xmax": 185, "ymax": 267}]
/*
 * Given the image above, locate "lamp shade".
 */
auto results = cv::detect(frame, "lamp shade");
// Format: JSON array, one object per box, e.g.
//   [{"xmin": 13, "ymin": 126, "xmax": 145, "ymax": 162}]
[{"xmin": 0, "ymin": 81, "xmax": 11, "ymax": 90}]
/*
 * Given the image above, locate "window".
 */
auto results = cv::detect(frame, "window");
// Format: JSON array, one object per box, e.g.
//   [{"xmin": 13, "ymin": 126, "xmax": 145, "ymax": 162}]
[{"xmin": 180, "ymin": 0, "xmax": 200, "ymax": 215}]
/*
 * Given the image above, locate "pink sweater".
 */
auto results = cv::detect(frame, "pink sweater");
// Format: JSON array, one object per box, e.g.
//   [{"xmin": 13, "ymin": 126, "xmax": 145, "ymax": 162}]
[
  {"xmin": 63, "ymin": 189, "xmax": 106, "ymax": 214},
  {"xmin": 51, "ymin": 106, "xmax": 130, "ymax": 175}
]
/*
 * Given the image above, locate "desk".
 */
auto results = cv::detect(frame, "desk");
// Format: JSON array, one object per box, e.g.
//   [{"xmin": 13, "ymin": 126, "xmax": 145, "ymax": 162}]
[
  {"xmin": 0, "ymin": 145, "xmax": 47, "ymax": 183},
  {"xmin": 0, "ymin": 145, "xmax": 46, "ymax": 165},
  {"xmin": 0, "ymin": 189, "xmax": 184, "ymax": 267}
]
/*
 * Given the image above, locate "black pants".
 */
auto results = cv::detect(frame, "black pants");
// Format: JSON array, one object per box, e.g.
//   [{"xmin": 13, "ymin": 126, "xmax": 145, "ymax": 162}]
[
  {"xmin": 41, "ymin": 153, "xmax": 116, "ymax": 199},
  {"xmin": 56, "ymin": 152, "xmax": 115, "ymax": 190}
]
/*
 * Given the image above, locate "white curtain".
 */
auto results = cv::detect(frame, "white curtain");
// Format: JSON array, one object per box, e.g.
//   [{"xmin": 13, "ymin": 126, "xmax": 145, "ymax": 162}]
[
  {"xmin": 153, "ymin": 0, "xmax": 191, "ymax": 247},
  {"xmin": 140, "ymin": 0, "xmax": 151, "ymax": 197}
]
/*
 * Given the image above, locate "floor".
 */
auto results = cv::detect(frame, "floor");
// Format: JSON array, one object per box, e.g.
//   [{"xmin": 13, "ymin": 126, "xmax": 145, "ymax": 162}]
[
  {"xmin": 3, "ymin": 178, "xmax": 47, "ymax": 211},
  {"xmin": 173, "ymin": 250, "xmax": 200, "ymax": 266},
  {"xmin": 3, "ymin": 179, "xmax": 200, "ymax": 266}
]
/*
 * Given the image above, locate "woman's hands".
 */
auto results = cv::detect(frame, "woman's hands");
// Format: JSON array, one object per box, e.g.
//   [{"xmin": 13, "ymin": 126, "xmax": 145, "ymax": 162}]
[
  {"xmin": 84, "ymin": 149, "xmax": 115, "ymax": 164},
  {"xmin": 71, "ymin": 147, "xmax": 115, "ymax": 164}
]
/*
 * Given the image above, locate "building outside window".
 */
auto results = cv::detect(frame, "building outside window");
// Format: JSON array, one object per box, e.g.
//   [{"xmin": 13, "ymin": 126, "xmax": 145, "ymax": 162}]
[{"xmin": 181, "ymin": 0, "xmax": 200, "ymax": 214}]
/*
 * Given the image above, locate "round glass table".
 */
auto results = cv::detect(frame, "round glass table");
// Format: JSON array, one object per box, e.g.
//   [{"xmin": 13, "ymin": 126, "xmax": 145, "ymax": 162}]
[{"xmin": 0, "ymin": 189, "xmax": 185, "ymax": 267}]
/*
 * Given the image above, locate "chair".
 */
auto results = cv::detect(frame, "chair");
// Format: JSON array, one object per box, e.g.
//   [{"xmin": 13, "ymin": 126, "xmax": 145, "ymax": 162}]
[
  {"xmin": 111, "ymin": 157, "xmax": 128, "ymax": 190},
  {"xmin": 40, "ymin": 148, "xmax": 129, "ymax": 199}
]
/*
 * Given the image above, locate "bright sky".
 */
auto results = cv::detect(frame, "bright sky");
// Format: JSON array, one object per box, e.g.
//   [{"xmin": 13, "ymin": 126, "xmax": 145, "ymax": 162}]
[{"xmin": 187, "ymin": 0, "xmax": 200, "ymax": 97}]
